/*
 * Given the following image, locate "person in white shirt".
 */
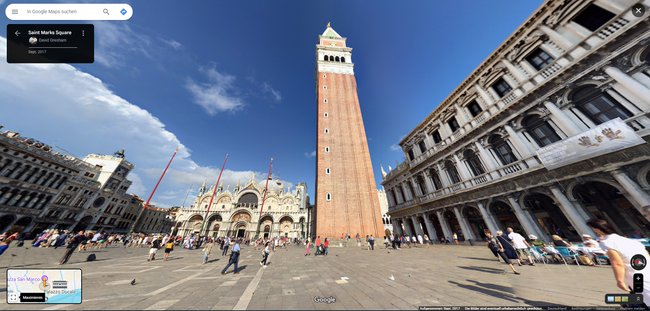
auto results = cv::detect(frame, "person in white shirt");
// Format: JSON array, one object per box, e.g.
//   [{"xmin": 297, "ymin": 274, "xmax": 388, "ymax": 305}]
[
  {"xmin": 506, "ymin": 227, "xmax": 535, "ymax": 266},
  {"xmin": 588, "ymin": 218, "xmax": 650, "ymax": 307},
  {"xmin": 417, "ymin": 234, "xmax": 423, "ymax": 245}
]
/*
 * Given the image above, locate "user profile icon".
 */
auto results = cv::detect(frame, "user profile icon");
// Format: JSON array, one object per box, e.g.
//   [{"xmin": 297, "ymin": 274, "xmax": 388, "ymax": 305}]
[
  {"xmin": 29, "ymin": 37, "xmax": 38, "ymax": 45},
  {"xmin": 631, "ymin": 254, "xmax": 647, "ymax": 271}
]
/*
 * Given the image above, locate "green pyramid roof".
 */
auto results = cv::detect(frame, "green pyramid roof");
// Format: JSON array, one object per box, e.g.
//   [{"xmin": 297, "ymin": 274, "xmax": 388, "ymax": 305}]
[{"xmin": 322, "ymin": 22, "xmax": 342, "ymax": 38}]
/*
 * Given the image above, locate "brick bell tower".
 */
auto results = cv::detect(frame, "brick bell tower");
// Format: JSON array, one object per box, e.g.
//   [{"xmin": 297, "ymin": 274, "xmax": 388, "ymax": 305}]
[{"xmin": 314, "ymin": 23, "xmax": 383, "ymax": 239}]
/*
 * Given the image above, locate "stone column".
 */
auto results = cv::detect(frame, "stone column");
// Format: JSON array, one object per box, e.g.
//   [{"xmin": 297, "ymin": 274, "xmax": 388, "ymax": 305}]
[
  {"xmin": 436, "ymin": 163, "xmax": 451, "ymax": 188},
  {"xmin": 453, "ymin": 154, "xmax": 472, "ymax": 180},
  {"xmin": 393, "ymin": 219, "xmax": 403, "ymax": 236},
  {"xmin": 423, "ymin": 171, "xmax": 435, "ymax": 194},
  {"xmin": 549, "ymin": 186, "xmax": 597, "ymax": 237},
  {"xmin": 411, "ymin": 177, "xmax": 423, "ymax": 197},
  {"xmin": 537, "ymin": 25, "xmax": 572, "ymax": 51},
  {"xmin": 504, "ymin": 124, "xmax": 533, "ymax": 159},
  {"xmin": 475, "ymin": 84, "xmax": 495, "ymax": 106},
  {"xmin": 507, "ymin": 195, "xmax": 543, "ymax": 238},
  {"xmin": 477, "ymin": 201, "xmax": 499, "ymax": 235},
  {"xmin": 543, "ymin": 101, "xmax": 582, "ymax": 136},
  {"xmin": 453, "ymin": 207, "xmax": 476, "ymax": 241},
  {"xmin": 475, "ymin": 142, "xmax": 499, "ymax": 171},
  {"xmin": 422, "ymin": 213, "xmax": 438, "ymax": 241},
  {"xmin": 604, "ymin": 66, "xmax": 650, "ymax": 110},
  {"xmin": 411, "ymin": 215, "xmax": 424, "ymax": 242},
  {"xmin": 404, "ymin": 218, "xmax": 415, "ymax": 236},
  {"xmin": 436, "ymin": 210, "xmax": 453, "ymax": 241},
  {"xmin": 401, "ymin": 183, "xmax": 411, "ymax": 201},
  {"xmin": 610, "ymin": 169, "xmax": 650, "ymax": 216}
]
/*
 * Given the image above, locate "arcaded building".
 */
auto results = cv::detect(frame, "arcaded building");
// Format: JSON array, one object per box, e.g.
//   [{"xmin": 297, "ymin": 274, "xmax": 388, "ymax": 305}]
[
  {"xmin": 314, "ymin": 24, "xmax": 384, "ymax": 238},
  {"xmin": 383, "ymin": 0, "xmax": 650, "ymax": 242}
]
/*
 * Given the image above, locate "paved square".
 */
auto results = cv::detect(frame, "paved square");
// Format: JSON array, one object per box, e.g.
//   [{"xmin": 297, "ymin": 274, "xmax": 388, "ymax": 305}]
[{"xmin": 0, "ymin": 243, "xmax": 617, "ymax": 309}]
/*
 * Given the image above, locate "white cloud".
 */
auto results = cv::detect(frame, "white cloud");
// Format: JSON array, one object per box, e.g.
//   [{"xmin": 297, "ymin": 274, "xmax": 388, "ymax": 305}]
[
  {"xmin": 0, "ymin": 37, "xmax": 289, "ymax": 207},
  {"xmin": 161, "ymin": 38, "xmax": 183, "ymax": 50},
  {"xmin": 390, "ymin": 144, "xmax": 402, "ymax": 151},
  {"xmin": 304, "ymin": 151, "xmax": 316, "ymax": 158},
  {"xmin": 262, "ymin": 82, "xmax": 282, "ymax": 102},
  {"xmin": 186, "ymin": 65, "xmax": 245, "ymax": 115},
  {"xmin": 94, "ymin": 22, "xmax": 152, "ymax": 67}
]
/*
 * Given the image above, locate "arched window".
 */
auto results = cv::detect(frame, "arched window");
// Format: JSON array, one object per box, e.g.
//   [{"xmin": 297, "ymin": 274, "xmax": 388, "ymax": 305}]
[
  {"xmin": 325, "ymin": 168, "xmax": 331, "ymax": 175},
  {"xmin": 571, "ymin": 85, "xmax": 632, "ymax": 125},
  {"xmin": 323, "ymin": 55, "xmax": 328, "ymax": 61},
  {"xmin": 444, "ymin": 160, "xmax": 462, "ymax": 184},
  {"xmin": 522, "ymin": 115, "xmax": 561, "ymax": 147},
  {"xmin": 335, "ymin": 56, "xmax": 340, "ymax": 62},
  {"xmin": 326, "ymin": 192, "xmax": 331, "ymax": 201},
  {"xmin": 489, "ymin": 135, "xmax": 517, "ymax": 165},
  {"xmin": 329, "ymin": 55, "xmax": 334, "ymax": 61},
  {"xmin": 463, "ymin": 150, "xmax": 485, "ymax": 176},
  {"xmin": 238, "ymin": 193, "xmax": 258, "ymax": 204},
  {"xmin": 341, "ymin": 57, "xmax": 345, "ymax": 63}
]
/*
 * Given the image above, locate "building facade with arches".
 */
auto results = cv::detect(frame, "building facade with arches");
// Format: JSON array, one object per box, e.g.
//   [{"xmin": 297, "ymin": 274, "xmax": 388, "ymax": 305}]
[
  {"xmin": 383, "ymin": 0, "xmax": 650, "ymax": 242},
  {"xmin": 173, "ymin": 180, "xmax": 311, "ymax": 240},
  {"xmin": 0, "ymin": 130, "xmax": 139, "ymax": 235}
]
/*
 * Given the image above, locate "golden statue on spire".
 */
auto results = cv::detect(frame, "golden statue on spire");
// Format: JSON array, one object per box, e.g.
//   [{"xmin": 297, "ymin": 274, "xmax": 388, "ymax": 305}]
[{"xmin": 327, "ymin": 21, "xmax": 331, "ymax": 28}]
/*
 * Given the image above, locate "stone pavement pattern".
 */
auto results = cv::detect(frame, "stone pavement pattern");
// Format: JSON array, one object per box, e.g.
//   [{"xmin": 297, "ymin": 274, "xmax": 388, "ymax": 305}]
[{"xmin": 0, "ymin": 243, "xmax": 619, "ymax": 309}]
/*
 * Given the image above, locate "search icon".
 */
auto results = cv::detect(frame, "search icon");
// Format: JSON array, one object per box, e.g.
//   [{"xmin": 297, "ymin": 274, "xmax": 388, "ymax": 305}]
[{"xmin": 103, "ymin": 8, "xmax": 109, "ymax": 15}]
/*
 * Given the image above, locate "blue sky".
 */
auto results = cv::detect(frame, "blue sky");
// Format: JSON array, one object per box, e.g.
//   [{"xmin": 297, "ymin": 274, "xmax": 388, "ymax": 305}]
[{"xmin": 1, "ymin": 0, "xmax": 543, "ymax": 206}]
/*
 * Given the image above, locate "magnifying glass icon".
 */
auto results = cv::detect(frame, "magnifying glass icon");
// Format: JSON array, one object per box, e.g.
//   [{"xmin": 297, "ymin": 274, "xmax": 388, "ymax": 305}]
[{"xmin": 103, "ymin": 8, "xmax": 109, "ymax": 15}]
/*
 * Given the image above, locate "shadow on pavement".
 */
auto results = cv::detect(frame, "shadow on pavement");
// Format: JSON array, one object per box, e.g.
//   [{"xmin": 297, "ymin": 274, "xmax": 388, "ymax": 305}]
[
  {"xmin": 458, "ymin": 266, "xmax": 505, "ymax": 274},
  {"xmin": 449, "ymin": 280, "xmax": 563, "ymax": 306},
  {"xmin": 206, "ymin": 258, "xmax": 220, "ymax": 263},
  {"xmin": 459, "ymin": 256, "xmax": 500, "ymax": 262}
]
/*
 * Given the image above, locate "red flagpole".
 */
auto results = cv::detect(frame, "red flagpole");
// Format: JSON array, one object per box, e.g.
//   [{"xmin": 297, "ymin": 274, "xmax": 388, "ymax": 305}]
[
  {"xmin": 201, "ymin": 154, "xmax": 229, "ymax": 235},
  {"xmin": 129, "ymin": 148, "xmax": 178, "ymax": 234},
  {"xmin": 256, "ymin": 158, "xmax": 273, "ymax": 238}
]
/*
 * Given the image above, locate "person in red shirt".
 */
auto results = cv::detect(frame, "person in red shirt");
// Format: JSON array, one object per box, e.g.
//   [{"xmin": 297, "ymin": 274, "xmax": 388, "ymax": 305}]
[
  {"xmin": 324, "ymin": 238, "xmax": 330, "ymax": 256},
  {"xmin": 315, "ymin": 236, "xmax": 321, "ymax": 256}
]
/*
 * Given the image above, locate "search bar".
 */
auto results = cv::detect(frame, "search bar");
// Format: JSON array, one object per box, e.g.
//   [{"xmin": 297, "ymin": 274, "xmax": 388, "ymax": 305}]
[{"xmin": 6, "ymin": 3, "xmax": 133, "ymax": 20}]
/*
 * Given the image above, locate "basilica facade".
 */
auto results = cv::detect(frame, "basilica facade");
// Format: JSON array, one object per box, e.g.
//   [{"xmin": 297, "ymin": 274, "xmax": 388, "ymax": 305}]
[{"xmin": 173, "ymin": 180, "xmax": 311, "ymax": 239}]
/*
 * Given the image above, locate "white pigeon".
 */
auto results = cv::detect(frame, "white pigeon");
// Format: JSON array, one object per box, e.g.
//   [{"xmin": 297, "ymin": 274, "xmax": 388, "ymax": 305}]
[{"xmin": 389, "ymin": 274, "xmax": 395, "ymax": 281}]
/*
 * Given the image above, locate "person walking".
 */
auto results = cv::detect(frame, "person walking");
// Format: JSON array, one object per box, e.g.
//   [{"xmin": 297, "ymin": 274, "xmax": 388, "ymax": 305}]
[
  {"xmin": 305, "ymin": 239, "xmax": 311, "ymax": 256},
  {"xmin": 324, "ymin": 238, "xmax": 330, "ymax": 256},
  {"xmin": 486, "ymin": 231, "xmax": 520, "ymax": 275},
  {"xmin": 148, "ymin": 237, "xmax": 162, "ymax": 261},
  {"xmin": 260, "ymin": 241, "xmax": 270, "ymax": 267},
  {"xmin": 164, "ymin": 238, "xmax": 174, "ymax": 261},
  {"xmin": 496, "ymin": 230, "xmax": 523, "ymax": 266},
  {"xmin": 315, "ymin": 236, "xmax": 321, "ymax": 256},
  {"xmin": 221, "ymin": 239, "xmax": 241, "ymax": 274},
  {"xmin": 369, "ymin": 235, "xmax": 375, "ymax": 251},
  {"xmin": 202, "ymin": 241, "xmax": 214, "ymax": 264},
  {"xmin": 453, "ymin": 232, "xmax": 459, "ymax": 245},
  {"xmin": 222, "ymin": 236, "xmax": 230, "ymax": 256},
  {"xmin": 59, "ymin": 231, "xmax": 85, "ymax": 265},
  {"xmin": 587, "ymin": 218, "xmax": 650, "ymax": 305},
  {"xmin": 506, "ymin": 227, "xmax": 535, "ymax": 266}
]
